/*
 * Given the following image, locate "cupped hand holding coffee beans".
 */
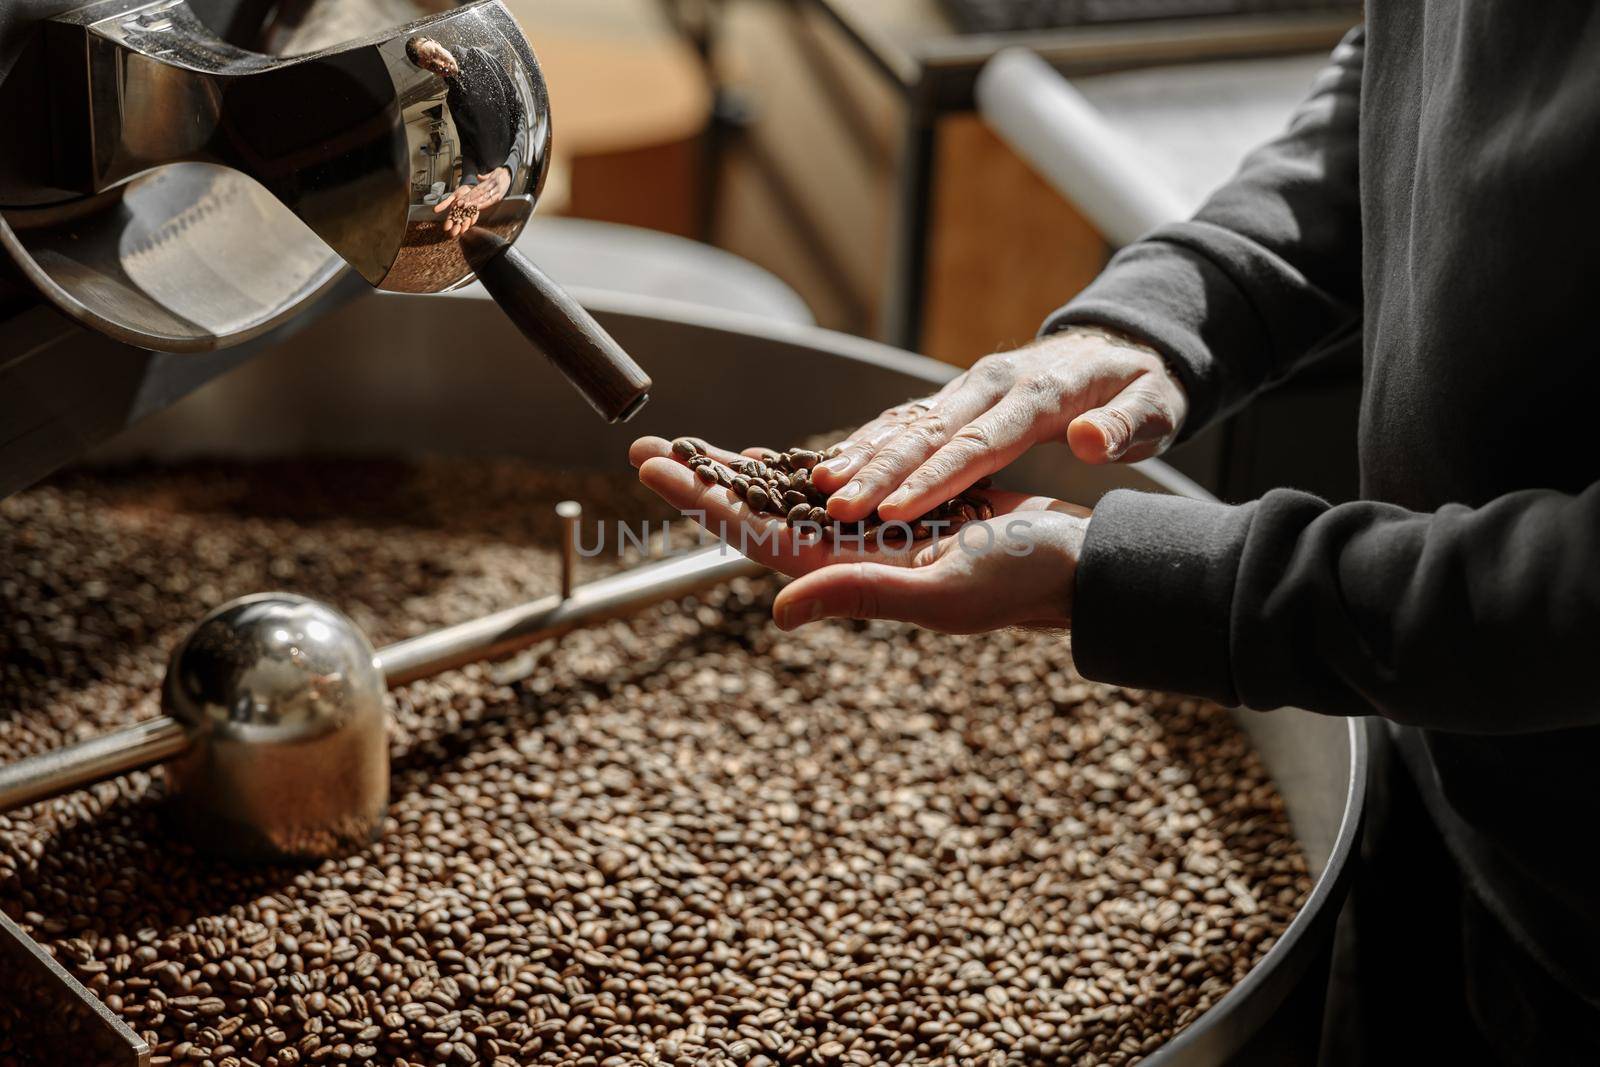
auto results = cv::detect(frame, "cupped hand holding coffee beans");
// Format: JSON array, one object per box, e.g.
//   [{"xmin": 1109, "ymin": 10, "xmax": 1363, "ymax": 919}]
[
  {"xmin": 630, "ymin": 436, "xmax": 1090, "ymax": 634},
  {"xmin": 808, "ymin": 326, "xmax": 1186, "ymax": 524}
]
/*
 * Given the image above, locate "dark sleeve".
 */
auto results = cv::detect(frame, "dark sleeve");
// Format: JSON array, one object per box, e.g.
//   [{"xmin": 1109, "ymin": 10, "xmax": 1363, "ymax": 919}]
[
  {"xmin": 1042, "ymin": 26, "xmax": 1366, "ymax": 437},
  {"xmin": 1072, "ymin": 484, "xmax": 1600, "ymax": 733}
]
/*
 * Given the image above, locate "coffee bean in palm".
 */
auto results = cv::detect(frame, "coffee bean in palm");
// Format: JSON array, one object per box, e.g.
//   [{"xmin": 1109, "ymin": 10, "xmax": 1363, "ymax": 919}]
[
  {"xmin": 694, "ymin": 463, "xmax": 718, "ymax": 485},
  {"xmin": 746, "ymin": 484, "xmax": 772, "ymax": 513},
  {"xmin": 731, "ymin": 476, "xmax": 751, "ymax": 499},
  {"xmin": 671, "ymin": 437, "xmax": 703, "ymax": 461},
  {"xmin": 782, "ymin": 490, "xmax": 808, "ymax": 511},
  {"xmin": 786, "ymin": 503, "xmax": 812, "ymax": 526},
  {"xmin": 787, "ymin": 449, "xmax": 823, "ymax": 470}
]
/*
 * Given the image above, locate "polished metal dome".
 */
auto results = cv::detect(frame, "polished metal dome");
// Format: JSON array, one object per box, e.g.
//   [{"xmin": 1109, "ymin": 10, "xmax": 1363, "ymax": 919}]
[
  {"xmin": 161, "ymin": 593, "xmax": 389, "ymax": 861},
  {"xmin": 164, "ymin": 593, "xmax": 383, "ymax": 742}
]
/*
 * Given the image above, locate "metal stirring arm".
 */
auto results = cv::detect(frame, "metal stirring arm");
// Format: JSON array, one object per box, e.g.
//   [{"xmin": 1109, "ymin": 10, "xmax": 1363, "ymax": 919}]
[{"xmin": 0, "ymin": 545, "xmax": 763, "ymax": 814}]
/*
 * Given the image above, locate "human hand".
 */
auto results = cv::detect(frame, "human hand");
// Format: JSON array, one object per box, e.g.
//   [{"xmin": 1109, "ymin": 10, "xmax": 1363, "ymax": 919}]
[
  {"xmin": 630, "ymin": 436, "xmax": 1089, "ymax": 634},
  {"xmin": 434, "ymin": 187, "xmax": 479, "ymax": 236},
  {"xmin": 773, "ymin": 506, "xmax": 1086, "ymax": 634},
  {"xmin": 466, "ymin": 167, "xmax": 512, "ymax": 209},
  {"xmin": 812, "ymin": 326, "xmax": 1187, "ymax": 522}
]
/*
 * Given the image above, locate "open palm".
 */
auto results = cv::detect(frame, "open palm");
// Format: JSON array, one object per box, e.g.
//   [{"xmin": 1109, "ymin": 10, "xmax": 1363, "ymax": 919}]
[{"xmin": 630, "ymin": 436, "xmax": 1089, "ymax": 633}]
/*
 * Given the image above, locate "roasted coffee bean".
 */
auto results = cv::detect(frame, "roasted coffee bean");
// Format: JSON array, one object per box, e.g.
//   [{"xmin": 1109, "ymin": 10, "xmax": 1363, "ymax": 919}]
[
  {"xmin": 787, "ymin": 449, "xmax": 823, "ymax": 470},
  {"xmin": 670, "ymin": 437, "xmax": 1008, "ymax": 542},
  {"xmin": 0, "ymin": 458, "xmax": 1309, "ymax": 1067},
  {"xmin": 787, "ymin": 503, "xmax": 812, "ymax": 526},
  {"xmin": 670, "ymin": 437, "xmax": 702, "ymax": 461},
  {"xmin": 693, "ymin": 463, "xmax": 717, "ymax": 486},
  {"xmin": 731, "ymin": 476, "xmax": 751, "ymax": 499}
]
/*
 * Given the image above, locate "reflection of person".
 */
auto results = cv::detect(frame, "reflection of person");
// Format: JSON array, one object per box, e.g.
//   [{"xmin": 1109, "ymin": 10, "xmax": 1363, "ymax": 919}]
[
  {"xmin": 633, "ymin": 8, "xmax": 1600, "ymax": 1063},
  {"xmin": 406, "ymin": 35, "xmax": 527, "ymax": 236}
]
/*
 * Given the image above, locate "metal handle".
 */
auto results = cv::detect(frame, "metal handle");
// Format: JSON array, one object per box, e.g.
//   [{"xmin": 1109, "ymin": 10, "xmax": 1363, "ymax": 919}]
[
  {"xmin": 0, "ymin": 716, "xmax": 189, "ymax": 813},
  {"xmin": 377, "ymin": 545, "xmax": 760, "ymax": 684},
  {"xmin": 0, "ymin": 545, "xmax": 763, "ymax": 812},
  {"xmin": 463, "ymin": 230, "xmax": 653, "ymax": 424}
]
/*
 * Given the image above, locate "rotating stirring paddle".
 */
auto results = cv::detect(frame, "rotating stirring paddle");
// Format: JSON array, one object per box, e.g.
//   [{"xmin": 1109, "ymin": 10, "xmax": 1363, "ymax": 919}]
[{"xmin": 0, "ymin": 541, "xmax": 761, "ymax": 862}]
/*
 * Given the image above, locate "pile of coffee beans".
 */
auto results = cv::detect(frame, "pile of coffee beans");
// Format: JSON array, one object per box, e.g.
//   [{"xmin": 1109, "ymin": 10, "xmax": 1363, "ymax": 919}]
[
  {"xmin": 0, "ymin": 458, "xmax": 1312, "ymax": 1066},
  {"xmin": 670, "ymin": 438, "xmax": 993, "ymax": 544}
]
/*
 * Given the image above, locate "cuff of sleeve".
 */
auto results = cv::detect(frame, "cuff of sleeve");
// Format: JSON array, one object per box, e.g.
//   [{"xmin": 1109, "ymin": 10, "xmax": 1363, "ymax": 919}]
[
  {"xmin": 1040, "ymin": 227, "xmax": 1270, "ymax": 440},
  {"xmin": 1073, "ymin": 489, "xmax": 1255, "ymax": 705}
]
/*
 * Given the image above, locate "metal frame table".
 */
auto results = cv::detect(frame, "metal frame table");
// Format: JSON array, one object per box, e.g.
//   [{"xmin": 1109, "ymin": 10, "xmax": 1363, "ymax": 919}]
[{"xmin": 800, "ymin": 0, "xmax": 1355, "ymax": 350}]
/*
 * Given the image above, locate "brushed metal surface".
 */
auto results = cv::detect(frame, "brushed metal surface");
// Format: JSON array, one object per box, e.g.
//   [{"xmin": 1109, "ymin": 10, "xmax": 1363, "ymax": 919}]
[{"xmin": 0, "ymin": 909, "xmax": 148, "ymax": 1065}]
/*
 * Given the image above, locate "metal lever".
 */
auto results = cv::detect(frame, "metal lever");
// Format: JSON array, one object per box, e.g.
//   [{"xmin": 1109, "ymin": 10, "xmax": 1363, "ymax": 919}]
[{"xmin": 0, "ymin": 545, "xmax": 763, "ymax": 815}]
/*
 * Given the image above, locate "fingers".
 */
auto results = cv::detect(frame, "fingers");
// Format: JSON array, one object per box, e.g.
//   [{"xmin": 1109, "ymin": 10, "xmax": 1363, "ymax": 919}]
[
  {"xmin": 1066, "ymin": 373, "xmax": 1183, "ymax": 464},
  {"xmin": 875, "ymin": 394, "xmax": 1043, "ymax": 520},
  {"xmin": 810, "ymin": 412, "xmax": 921, "ymax": 493},
  {"xmin": 774, "ymin": 509, "xmax": 1086, "ymax": 634},
  {"xmin": 821, "ymin": 391, "xmax": 1010, "ymax": 520},
  {"xmin": 773, "ymin": 561, "xmax": 955, "ymax": 631},
  {"xmin": 636, "ymin": 458, "xmax": 918, "ymax": 577},
  {"xmin": 637, "ymin": 457, "xmax": 803, "ymax": 575},
  {"xmin": 629, "ymin": 436, "xmax": 750, "ymax": 471},
  {"xmin": 809, "ymin": 368, "xmax": 999, "ymax": 493}
]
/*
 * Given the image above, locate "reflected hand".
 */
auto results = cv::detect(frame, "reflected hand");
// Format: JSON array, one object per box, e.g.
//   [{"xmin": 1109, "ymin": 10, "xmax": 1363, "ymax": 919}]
[
  {"xmin": 811, "ymin": 326, "xmax": 1188, "ymax": 523},
  {"xmin": 464, "ymin": 167, "xmax": 512, "ymax": 210},
  {"xmin": 434, "ymin": 187, "xmax": 479, "ymax": 236},
  {"xmin": 629, "ymin": 436, "xmax": 1088, "ymax": 634}
]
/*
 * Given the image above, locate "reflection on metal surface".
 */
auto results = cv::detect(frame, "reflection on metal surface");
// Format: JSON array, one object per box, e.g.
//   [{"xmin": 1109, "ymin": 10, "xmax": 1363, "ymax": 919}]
[
  {"xmin": 37, "ymin": 0, "xmax": 550, "ymax": 292},
  {"xmin": 0, "ymin": 909, "xmax": 148, "ymax": 1066},
  {"xmin": 0, "ymin": 0, "xmax": 552, "ymax": 347},
  {"xmin": 161, "ymin": 594, "xmax": 390, "ymax": 862}
]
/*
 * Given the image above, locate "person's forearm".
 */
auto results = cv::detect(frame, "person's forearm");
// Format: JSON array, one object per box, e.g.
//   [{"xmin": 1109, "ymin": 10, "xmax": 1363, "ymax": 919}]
[
  {"xmin": 1074, "ymin": 481, "xmax": 1600, "ymax": 733},
  {"xmin": 1044, "ymin": 26, "xmax": 1366, "ymax": 438},
  {"xmin": 508, "ymin": 120, "xmax": 529, "ymax": 179}
]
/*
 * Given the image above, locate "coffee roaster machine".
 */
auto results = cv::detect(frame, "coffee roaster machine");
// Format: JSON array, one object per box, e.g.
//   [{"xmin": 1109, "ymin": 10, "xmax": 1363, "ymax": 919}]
[{"xmin": 0, "ymin": 2, "xmax": 1366, "ymax": 1063}]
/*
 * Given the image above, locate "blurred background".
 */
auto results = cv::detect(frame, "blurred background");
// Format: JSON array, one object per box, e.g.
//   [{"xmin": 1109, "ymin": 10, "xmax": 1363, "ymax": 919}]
[{"xmin": 197, "ymin": 0, "xmax": 1366, "ymax": 502}]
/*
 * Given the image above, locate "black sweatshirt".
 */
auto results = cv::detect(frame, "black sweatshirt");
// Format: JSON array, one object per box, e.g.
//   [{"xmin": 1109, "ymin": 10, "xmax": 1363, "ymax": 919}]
[
  {"xmin": 447, "ymin": 46, "xmax": 527, "ymax": 181},
  {"xmin": 1047, "ymin": 5, "xmax": 1600, "ymax": 1058}
]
